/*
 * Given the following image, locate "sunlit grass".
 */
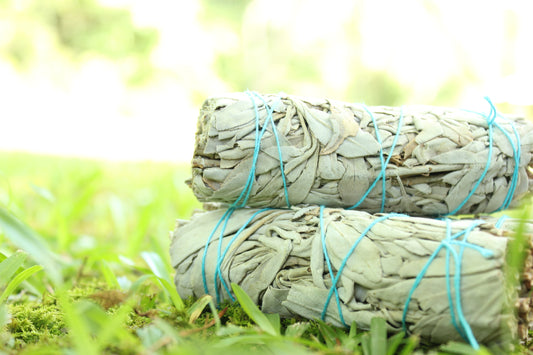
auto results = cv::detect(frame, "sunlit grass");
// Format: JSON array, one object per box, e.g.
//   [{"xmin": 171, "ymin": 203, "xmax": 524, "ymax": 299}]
[
  {"xmin": 0, "ymin": 152, "xmax": 530, "ymax": 354},
  {"xmin": 0, "ymin": 152, "xmax": 199, "ymax": 261}
]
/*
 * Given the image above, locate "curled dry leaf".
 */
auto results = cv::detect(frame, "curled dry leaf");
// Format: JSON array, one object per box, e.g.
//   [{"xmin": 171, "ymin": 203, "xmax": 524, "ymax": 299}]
[{"xmin": 320, "ymin": 103, "xmax": 359, "ymax": 155}]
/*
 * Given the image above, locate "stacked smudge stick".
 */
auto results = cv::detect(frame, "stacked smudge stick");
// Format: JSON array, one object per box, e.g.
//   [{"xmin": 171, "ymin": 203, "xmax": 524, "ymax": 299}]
[{"xmin": 171, "ymin": 92, "xmax": 533, "ymax": 347}]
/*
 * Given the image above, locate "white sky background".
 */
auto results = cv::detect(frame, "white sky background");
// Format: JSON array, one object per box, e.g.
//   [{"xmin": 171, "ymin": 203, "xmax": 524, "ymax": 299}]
[{"xmin": 0, "ymin": 0, "xmax": 532, "ymax": 162}]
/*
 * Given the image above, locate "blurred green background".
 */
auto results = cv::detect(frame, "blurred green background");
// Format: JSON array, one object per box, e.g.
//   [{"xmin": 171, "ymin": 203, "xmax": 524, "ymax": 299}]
[{"xmin": 0, "ymin": 0, "xmax": 532, "ymax": 161}]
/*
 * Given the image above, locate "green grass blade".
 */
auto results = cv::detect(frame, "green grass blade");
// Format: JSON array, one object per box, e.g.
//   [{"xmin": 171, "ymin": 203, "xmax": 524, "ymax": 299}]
[
  {"xmin": 137, "ymin": 318, "xmax": 182, "ymax": 351},
  {"xmin": 212, "ymin": 333, "xmax": 271, "ymax": 348},
  {"xmin": 264, "ymin": 313, "xmax": 281, "ymax": 335},
  {"xmin": 284, "ymin": 322, "xmax": 310, "ymax": 338},
  {"xmin": 505, "ymin": 207, "xmax": 530, "ymax": 291},
  {"xmin": 0, "ymin": 251, "xmax": 45, "ymax": 297},
  {"xmin": 207, "ymin": 294, "xmax": 222, "ymax": 330},
  {"xmin": 126, "ymin": 204, "xmax": 153, "ymax": 255},
  {"xmin": 127, "ymin": 274, "xmax": 154, "ymax": 293},
  {"xmin": 386, "ymin": 331, "xmax": 405, "ymax": 355},
  {"xmin": 0, "ymin": 303, "xmax": 8, "ymax": 326},
  {"xmin": 109, "ymin": 195, "xmax": 127, "ymax": 240},
  {"xmin": 152, "ymin": 318, "xmax": 183, "ymax": 339},
  {"xmin": 99, "ymin": 260, "xmax": 120, "ymax": 289},
  {"xmin": 0, "ymin": 206, "xmax": 62, "ymax": 286},
  {"xmin": 398, "ymin": 335, "xmax": 419, "ymax": 355},
  {"xmin": 0, "ymin": 251, "xmax": 27, "ymax": 285},
  {"xmin": 30, "ymin": 184, "xmax": 56, "ymax": 203},
  {"xmin": 139, "ymin": 251, "xmax": 185, "ymax": 311},
  {"xmin": 156, "ymin": 277, "xmax": 184, "ymax": 311},
  {"xmin": 94, "ymin": 304, "xmax": 137, "ymax": 350},
  {"xmin": 361, "ymin": 333, "xmax": 370, "ymax": 355},
  {"xmin": 58, "ymin": 293, "xmax": 99, "ymax": 355},
  {"xmin": 370, "ymin": 317, "xmax": 387, "ymax": 355},
  {"xmin": 126, "ymin": 272, "xmax": 184, "ymax": 311},
  {"xmin": 0, "ymin": 265, "xmax": 43, "ymax": 303},
  {"xmin": 65, "ymin": 171, "xmax": 101, "ymax": 223},
  {"xmin": 349, "ymin": 320, "xmax": 357, "ymax": 338},
  {"xmin": 439, "ymin": 342, "xmax": 485, "ymax": 354},
  {"xmin": 231, "ymin": 283, "xmax": 279, "ymax": 336},
  {"xmin": 141, "ymin": 251, "xmax": 171, "ymax": 282},
  {"xmin": 316, "ymin": 320, "xmax": 338, "ymax": 348},
  {"xmin": 187, "ymin": 294, "xmax": 213, "ymax": 323}
]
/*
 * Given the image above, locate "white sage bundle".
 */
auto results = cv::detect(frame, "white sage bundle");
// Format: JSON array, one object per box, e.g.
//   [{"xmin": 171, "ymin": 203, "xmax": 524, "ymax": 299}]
[
  {"xmin": 171, "ymin": 207, "xmax": 533, "ymax": 345},
  {"xmin": 190, "ymin": 92, "xmax": 533, "ymax": 215}
]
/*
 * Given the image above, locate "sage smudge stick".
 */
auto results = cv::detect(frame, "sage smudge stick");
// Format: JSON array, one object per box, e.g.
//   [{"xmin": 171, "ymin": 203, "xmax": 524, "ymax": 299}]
[
  {"xmin": 171, "ymin": 207, "xmax": 533, "ymax": 345},
  {"xmin": 190, "ymin": 92, "xmax": 533, "ymax": 215}
]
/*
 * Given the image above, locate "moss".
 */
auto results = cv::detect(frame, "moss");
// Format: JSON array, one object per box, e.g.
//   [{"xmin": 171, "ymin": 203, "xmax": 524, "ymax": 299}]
[
  {"xmin": 7, "ymin": 300, "xmax": 66, "ymax": 348},
  {"xmin": 69, "ymin": 279, "xmax": 111, "ymax": 299},
  {"xmin": 219, "ymin": 300, "xmax": 253, "ymax": 328},
  {"xmin": 4, "ymin": 279, "xmax": 163, "ymax": 352},
  {"xmin": 123, "ymin": 307, "xmax": 153, "ymax": 331}
]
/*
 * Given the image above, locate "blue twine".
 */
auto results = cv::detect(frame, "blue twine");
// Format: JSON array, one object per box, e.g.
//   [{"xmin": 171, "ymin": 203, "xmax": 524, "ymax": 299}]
[
  {"xmin": 319, "ymin": 205, "xmax": 346, "ymax": 326},
  {"xmin": 495, "ymin": 215, "xmax": 509, "ymax": 229},
  {"xmin": 496, "ymin": 117, "xmax": 521, "ymax": 211},
  {"xmin": 231, "ymin": 92, "xmax": 281, "ymax": 208},
  {"xmin": 248, "ymin": 92, "xmax": 291, "ymax": 208},
  {"xmin": 201, "ymin": 91, "xmax": 290, "ymax": 302},
  {"xmin": 201, "ymin": 207, "xmax": 235, "ymax": 296},
  {"xmin": 347, "ymin": 105, "xmax": 404, "ymax": 213},
  {"xmin": 214, "ymin": 208, "xmax": 271, "ymax": 303},
  {"xmin": 447, "ymin": 97, "xmax": 521, "ymax": 215},
  {"xmin": 401, "ymin": 218, "xmax": 494, "ymax": 350},
  {"xmin": 320, "ymin": 207, "xmax": 407, "ymax": 326}
]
